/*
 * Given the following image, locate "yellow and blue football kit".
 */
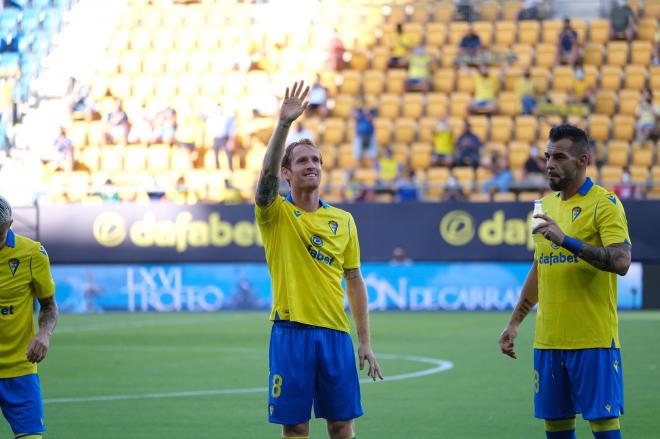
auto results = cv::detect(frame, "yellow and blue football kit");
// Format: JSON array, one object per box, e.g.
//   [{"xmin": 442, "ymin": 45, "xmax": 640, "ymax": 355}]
[
  {"xmin": 533, "ymin": 178, "xmax": 629, "ymax": 425},
  {"xmin": 0, "ymin": 230, "xmax": 55, "ymax": 436},
  {"xmin": 256, "ymin": 194, "xmax": 363, "ymax": 424}
]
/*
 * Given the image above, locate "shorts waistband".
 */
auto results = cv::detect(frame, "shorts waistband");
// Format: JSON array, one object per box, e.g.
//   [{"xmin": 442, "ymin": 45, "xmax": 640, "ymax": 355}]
[{"xmin": 272, "ymin": 320, "xmax": 318, "ymax": 329}]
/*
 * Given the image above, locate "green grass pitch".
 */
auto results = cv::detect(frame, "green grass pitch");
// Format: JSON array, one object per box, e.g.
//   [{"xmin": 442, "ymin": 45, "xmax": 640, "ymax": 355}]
[{"xmin": 3, "ymin": 312, "xmax": 659, "ymax": 438}]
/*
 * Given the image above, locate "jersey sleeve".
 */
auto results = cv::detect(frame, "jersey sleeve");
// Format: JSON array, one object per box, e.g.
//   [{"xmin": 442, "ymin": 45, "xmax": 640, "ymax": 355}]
[
  {"xmin": 255, "ymin": 196, "xmax": 282, "ymax": 226},
  {"xmin": 31, "ymin": 243, "xmax": 56, "ymax": 299},
  {"xmin": 596, "ymin": 194, "xmax": 631, "ymax": 247},
  {"xmin": 343, "ymin": 213, "xmax": 361, "ymax": 270}
]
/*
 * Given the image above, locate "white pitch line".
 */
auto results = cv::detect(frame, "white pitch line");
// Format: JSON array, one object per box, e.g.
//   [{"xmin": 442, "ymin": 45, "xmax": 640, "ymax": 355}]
[{"xmin": 44, "ymin": 354, "xmax": 453, "ymax": 405}]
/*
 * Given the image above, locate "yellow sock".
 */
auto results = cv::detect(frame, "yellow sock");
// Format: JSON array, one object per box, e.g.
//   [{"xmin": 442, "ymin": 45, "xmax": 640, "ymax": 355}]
[
  {"xmin": 15, "ymin": 435, "xmax": 42, "ymax": 439},
  {"xmin": 590, "ymin": 418, "xmax": 621, "ymax": 432}
]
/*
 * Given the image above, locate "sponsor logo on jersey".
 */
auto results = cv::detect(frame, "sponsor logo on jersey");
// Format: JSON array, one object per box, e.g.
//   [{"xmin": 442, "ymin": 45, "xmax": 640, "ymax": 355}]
[
  {"xmin": 537, "ymin": 252, "xmax": 580, "ymax": 265},
  {"xmin": 311, "ymin": 235, "xmax": 323, "ymax": 247},
  {"xmin": 306, "ymin": 245, "xmax": 335, "ymax": 266}
]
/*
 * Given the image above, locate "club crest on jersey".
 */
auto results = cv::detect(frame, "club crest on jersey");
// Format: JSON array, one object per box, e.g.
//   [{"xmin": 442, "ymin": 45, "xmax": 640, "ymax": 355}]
[
  {"xmin": 293, "ymin": 210, "xmax": 301, "ymax": 217},
  {"xmin": 328, "ymin": 220, "xmax": 338, "ymax": 235},
  {"xmin": 39, "ymin": 245, "xmax": 48, "ymax": 256},
  {"xmin": 572, "ymin": 207, "xmax": 582, "ymax": 222},
  {"xmin": 8, "ymin": 258, "xmax": 19, "ymax": 276},
  {"xmin": 311, "ymin": 235, "xmax": 323, "ymax": 247}
]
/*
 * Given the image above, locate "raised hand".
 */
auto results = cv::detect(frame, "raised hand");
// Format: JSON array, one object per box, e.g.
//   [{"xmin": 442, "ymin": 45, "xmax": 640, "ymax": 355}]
[
  {"xmin": 532, "ymin": 214, "xmax": 566, "ymax": 246},
  {"xmin": 279, "ymin": 81, "xmax": 309, "ymax": 124}
]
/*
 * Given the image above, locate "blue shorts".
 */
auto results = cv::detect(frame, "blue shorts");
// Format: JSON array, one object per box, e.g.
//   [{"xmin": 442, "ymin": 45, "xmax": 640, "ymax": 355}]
[
  {"xmin": 0, "ymin": 374, "xmax": 45, "ymax": 435},
  {"xmin": 534, "ymin": 346, "xmax": 624, "ymax": 420},
  {"xmin": 268, "ymin": 321, "xmax": 363, "ymax": 424}
]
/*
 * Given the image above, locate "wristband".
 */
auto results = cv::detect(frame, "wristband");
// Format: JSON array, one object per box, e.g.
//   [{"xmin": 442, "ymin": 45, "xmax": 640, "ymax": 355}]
[{"xmin": 561, "ymin": 235, "xmax": 585, "ymax": 255}]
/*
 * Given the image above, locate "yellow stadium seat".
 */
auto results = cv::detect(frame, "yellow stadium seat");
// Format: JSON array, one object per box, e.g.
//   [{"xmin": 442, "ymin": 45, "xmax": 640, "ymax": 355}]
[
  {"xmin": 606, "ymin": 41, "xmax": 629, "ymax": 66},
  {"xmin": 171, "ymin": 147, "xmax": 193, "ymax": 172},
  {"xmin": 410, "ymin": 5, "xmax": 431, "ymax": 23},
  {"xmin": 583, "ymin": 43, "xmax": 604, "ymax": 66},
  {"xmin": 371, "ymin": 47, "xmax": 390, "ymax": 71},
  {"xmin": 388, "ymin": 143, "xmax": 408, "ymax": 164},
  {"xmin": 101, "ymin": 146, "xmax": 124, "ymax": 172},
  {"xmin": 197, "ymin": 28, "xmax": 220, "ymax": 51},
  {"xmin": 652, "ymin": 66, "xmax": 660, "ymax": 90},
  {"xmin": 502, "ymin": 1, "xmax": 522, "ymax": 21},
  {"xmin": 386, "ymin": 70, "xmax": 407, "ymax": 94},
  {"xmin": 378, "ymin": 94, "xmax": 401, "ymax": 119},
  {"xmin": 538, "ymin": 116, "xmax": 562, "ymax": 146},
  {"xmin": 530, "ymin": 66, "xmax": 550, "ymax": 93},
  {"xmin": 588, "ymin": 115, "xmax": 611, "ymax": 142},
  {"xmin": 600, "ymin": 166, "xmax": 623, "ymax": 186},
  {"xmin": 349, "ymin": 51, "xmax": 369, "ymax": 72},
  {"xmin": 631, "ymin": 41, "xmax": 653, "ymax": 66},
  {"xmin": 607, "ymin": 141, "xmax": 629, "ymax": 166},
  {"xmin": 120, "ymin": 52, "xmax": 142, "ymax": 74},
  {"xmin": 594, "ymin": 91, "xmax": 617, "ymax": 115},
  {"xmin": 433, "ymin": 68, "xmax": 456, "ymax": 93},
  {"xmin": 426, "ymin": 93, "xmax": 449, "ymax": 118},
  {"xmin": 600, "ymin": 66, "xmax": 623, "ymax": 91},
  {"xmin": 68, "ymin": 122, "xmax": 88, "ymax": 147},
  {"xmin": 646, "ymin": 0, "xmax": 660, "ymax": 17},
  {"xmin": 589, "ymin": 19, "xmax": 610, "ymax": 43},
  {"xmin": 332, "ymin": 95, "xmax": 355, "ymax": 119},
  {"xmin": 473, "ymin": 21, "xmax": 494, "ymax": 46},
  {"xmin": 485, "ymin": 142, "xmax": 507, "ymax": 156},
  {"xmin": 518, "ymin": 21, "xmax": 540, "ymax": 45},
  {"xmin": 480, "ymin": 1, "xmax": 500, "ymax": 21},
  {"xmin": 514, "ymin": 116, "xmax": 537, "ymax": 142},
  {"xmin": 512, "ymin": 44, "xmax": 533, "ymax": 67},
  {"xmin": 491, "ymin": 116, "xmax": 514, "ymax": 142},
  {"xmin": 504, "ymin": 66, "xmax": 523, "ymax": 90},
  {"xmin": 495, "ymin": 21, "xmax": 516, "ymax": 47},
  {"xmin": 339, "ymin": 70, "xmax": 362, "ymax": 95},
  {"xmin": 452, "ymin": 167, "xmax": 475, "ymax": 194},
  {"xmin": 476, "ymin": 167, "xmax": 493, "ymax": 189},
  {"xmin": 498, "ymin": 91, "xmax": 520, "ymax": 116},
  {"xmin": 318, "ymin": 144, "xmax": 337, "ymax": 170},
  {"xmin": 448, "ymin": 117, "xmax": 465, "ymax": 139},
  {"xmin": 394, "ymin": 119, "xmax": 417, "ymax": 144},
  {"xmin": 154, "ymin": 75, "xmax": 177, "ymax": 99},
  {"xmin": 129, "ymin": 28, "xmax": 151, "ymax": 51},
  {"xmin": 403, "ymin": 23, "xmax": 424, "ymax": 47},
  {"xmin": 449, "ymin": 22, "xmax": 470, "ymax": 45},
  {"xmin": 631, "ymin": 144, "xmax": 654, "ymax": 167},
  {"xmin": 637, "ymin": 18, "xmax": 658, "ymax": 42},
  {"xmin": 613, "ymin": 115, "xmax": 635, "ymax": 141},
  {"xmin": 337, "ymin": 145, "xmax": 357, "ymax": 170},
  {"xmin": 535, "ymin": 44, "xmax": 556, "ymax": 68},
  {"xmin": 449, "ymin": 92, "xmax": 471, "ymax": 117},
  {"xmin": 410, "ymin": 142, "xmax": 432, "ymax": 171},
  {"xmin": 322, "ymin": 118, "xmax": 346, "ymax": 145},
  {"xmin": 152, "ymin": 29, "xmax": 175, "ymax": 52},
  {"xmin": 402, "ymin": 93, "xmax": 424, "ymax": 118},
  {"xmin": 493, "ymin": 192, "xmax": 516, "ymax": 202},
  {"xmin": 619, "ymin": 90, "xmax": 641, "ymax": 115},
  {"xmin": 364, "ymin": 70, "xmax": 385, "ymax": 95},
  {"xmin": 551, "ymin": 66, "xmax": 575, "ymax": 92},
  {"xmin": 77, "ymin": 146, "xmax": 100, "ymax": 172},
  {"xmin": 441, "ymin": 45, "xmax": 459, "ymax": 67},
  {"xmin": 469, "ymin": 192, "xmax": 491, "ymax": 202},
  {"xmin": 426, "ymin": 167, "xmax": 450, "ymax": 198},
  {"xmin": 629, "ymin": 165, "xmax": 649, "ymax": 184},
  {"xmin": 467, "ymin": 116, "xmax": 489, "ymax": 140},
  {"xmin": 456, "ymin": 68, "xmax": 475, "ymax": 93},
  {"xmin": 426, "ymin": 22, "xmax": 448, "ymax": 46},
  {"xmin": 147, "ymin": 144, "xmax": 171, "ymax": 173},
  {"xmin": 88, "ymin": 121, "xmax": 107, "ymax": 146},
  {"xmin": 374, "ymin": 118, "xmax": 393, "ymax": 145},
  {"xmin": 624, "ymin": 65, "xmax": 647, "ymax": 91},
  {"xmin": 541, "ymin": 19, "xmax": 563, "ymax": 44},
  {"xmin": 354, "ymin": 168, "xmax": 378, "ymax": 187}
]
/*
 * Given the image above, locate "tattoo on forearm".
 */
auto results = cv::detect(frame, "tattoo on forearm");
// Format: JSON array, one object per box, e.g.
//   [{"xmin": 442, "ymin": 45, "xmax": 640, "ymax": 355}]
[
  {"xmin": 344, "ymin": 268, "xmax": 360, "ymax": 280},
  {"xmin": 514, "ymin": 298, "xmax": 534, "ymax": 324},
  {"xmin": 578, "ymin": 243, "xmax": 631, "ymax": 275},
  {"xmin": 255, "ymin": 173, "xmax": 279, "ymax": 207},
  {"xmin": 38, "ymin": 297, "xmax": 58, "ymax": 336}
]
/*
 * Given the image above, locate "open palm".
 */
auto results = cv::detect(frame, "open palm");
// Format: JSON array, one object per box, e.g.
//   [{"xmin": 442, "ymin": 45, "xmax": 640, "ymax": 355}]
[{"xmin": 280, "ymin": 81, "xmax": 309, "ymax": 124}]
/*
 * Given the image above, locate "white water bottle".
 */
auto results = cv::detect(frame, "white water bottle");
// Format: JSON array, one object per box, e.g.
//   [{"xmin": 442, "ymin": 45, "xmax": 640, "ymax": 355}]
[{"xmin": 531, "ymin": 200, "xmax": 547, "ymax": 243}]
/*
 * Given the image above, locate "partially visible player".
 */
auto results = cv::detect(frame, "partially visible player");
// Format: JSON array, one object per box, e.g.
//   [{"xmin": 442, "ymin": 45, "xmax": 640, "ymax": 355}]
[
  {"xmin": 0, "ymin": 195, "xmax": 58, "ymax": 439},
  {"xmin": 499, "ymin": 125, "xmax": 631, "ymax": 439},
  {"xmin": 255, "ymin": 81, "xmax": 383, "ymax": 439}
]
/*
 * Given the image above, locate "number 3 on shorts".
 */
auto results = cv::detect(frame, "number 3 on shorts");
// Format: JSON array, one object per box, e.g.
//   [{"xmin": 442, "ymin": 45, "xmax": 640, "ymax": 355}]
[{"xmin": 271, "ymin": 374, "xmax": 283, "ymax": 398}]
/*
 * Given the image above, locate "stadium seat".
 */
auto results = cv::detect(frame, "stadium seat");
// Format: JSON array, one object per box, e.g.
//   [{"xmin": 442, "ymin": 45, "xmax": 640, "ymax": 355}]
[
  {"xmin": 589, "ymin": 19, "xmax": 610, "ymax": 43},
  {"xmin": 402, "ymin": 93, "xmax": 424, "ymax": 119},
  {"xmin": 101, "ymin": 146, "xmax": 124, "ymax": 173},
  {"xmin": 390, "ymin": 143, "xmax": 410, "ymax": 164},
  {"xmin": 619, "ymin": 90, "xmax": 641, "ymax": 115},
  {"xmin": 480, "ymin": 1, "xmax": 500, "ymax": 21},
  {"xmin": 514, "ymin": 116, "xmax": 537, "ymax": 143},
  {"xmin": 452, "ymin": 167, "xmax": 475, "ymax": 193},
  {"xmin": 637, "ymin": 18, "xmax": 658, "ymax": 42},
  {"xmin": 374, "ymin": 118, "xmax": 393, "ymax": 145},
  {"xmin": 410, "ymin": 142, "xmax": 432, "ymax": 171},
  {"xmin": 448, "ymin": 117, "xmax": 465, "ymax": 139},
  {"xmin": 441, "ymin": 45, "xmax": 459, "ymax": 67},
  {"xmin": 339, "ymin": 70, "xmax": 362, "ymax": 95},
  {"xmin": 600, "ymin": 165, "xmax": 623, "ymax": 187},
  {"xmin": 629, "ymin": 165, "xmax": 650, "ymax": 185},
  {"xmin": 491, "ymin": 116, "xmax": 514, "ymax": 142},
  {"xmin": 425, "ymin": 93, "xmax": 448, "ymax": 118},
  {"xmin": 449, "ymin": 92, "xmax": 471, "ymax": 117},
  {"xmin": 606, "ymin": 41, "xmax": 629, "ymax": 67},
  {"xmin": 337, "ymin": 144, "xmax": 357, "ymax": 170},
  {"xmin": 502, "ymin": 1, "xmax": 522, "ymax": 21},
  {"xmin": 551, "ymin": 66, "xmax": 575, "ymax": 92},
  {"xmin": 631, "ymin": 41, "xmax": 653, "ymax": 66},
  {"xmin": 394, "ymin": 118, "xmax": 417, "ymax": 144},
  {"xmin": 354, "ymin": 168, "xmax": 378, "ymax": 187},
  {"xmin": 456, "ymin": 69, "xmax": 475, "ymax": 93},
  {"xmin": 386, "ymin": 70, "xmax": 407, "ymax": 94},
  {"xmin": 433, "ymin": 68, "xmax": 456, "ymax": 93},
  {"xmin": 364, "ymin": 70, "xmax": 385, "ymax": 95},
  {"xmin": 468, "ymin": 116, "xmax": 489, "ymax": 140},
  {"xmin": 469, "ymin": 192, "xmax": 490, "ymax": 202},
  {"xmin": 631, "ymin": 144, "xmax": 654, "ymax": 167},
  {"xmin": 651, "ymin": 66, "xmax": 660, "ymax": 90},
  {"xmin": 426, "ymin": 167, "xmax": 450, "ymax": 199},
  {"xmin": 473, "ymin": 21, "xmax": 494, "ymax": 46},
  {"xmin": 583, "ymin": 43, "xmax": 604, "ymax": 67},
  {"xmin": 588, "ymin": 115, "xmax": 611, "ymax": 142},
  {"xmin": 646, "ymin": 0, "xmax": 660, "ymax": 17},
  {"xmin": 530, "ymin": 66, "xmax": 550, "ymax": 93},
  {"xmin": 148, "ymin": 144, "xmax": 171, "ymax": 172},
  {"xmin": 331, "ymin": 95, "xmax": 354, "ymax": 119},
  {"xmin": 498, "ymin": 91, "xmax": 520, "ymax": 116},
  {"xmin": 410, "ymin": 5, "xmax": 431, "ymax": 23},
  {"xmin": 349, "ymin": 51, "xmax": 370, "ymax": 71},
  {"xmin": 613, "ymin": 115, "xmax": 635, "ymax": 142},
  {"xmin": 448, "ymin": 22, "xmax": 470, "ymax": 45},
  {"xmin": 594, "ymin": 91, "xmax": 617, "ymax": 116},
  {"xmin": 541, "ymin": 19, "xmax": 563, "ymax": 44},
  {"xmin": 624, "ymin": 65, "xmax": 647, "ymax": 91},
  {"xmin": 485, "ymin": 141, "xmax": 507, "ymax": 157},
  {"xmin": 493, "ymin": 192, "xmax": 516, "ymax": 202},
  {"xmin": 433, "ymin": 4, "xmax": 454, "ymax": 22},
  {"xmin": 378, "ymin": 94, "xmax": 401, "ymax": 119},
  {"xmin": 322, "ymin": 118, "xmax": 346, "ymax": 145},
  {"xmin": 535, "ymin": 44, "xmax": 556, "ymax": 68},
  {"xmin": 512, "ymin": 44, "xmax": 533, "ymax": 67},
  {"xmin": 77, "ymin": 146, "xmax": 100, "ymax": 172},
  {"xmin": 426, "ymin": 22, "xmax": 448, "ymax": 46},
  {"xmin": 495, "ymin": 21, "xmax": 516, "ymax": 46},
  {"xmin": 371, "ymin": 47, "xmax": 390, "ymax": 71},
  {"xmin": 607, "ymin": 141, "xmax": 629, "ymax": 167},
  {"xmin": 509, "ymin": 141, "xmax": 530, "ymax": 169},
  {"xmin": 403, "ymin": 23, "xmax": 424, "ymax": 47},
  {"xmin": 600, "ymin": 66, "xmax": 623, "ymax": 91},
  {"xmin": 518, "ymin": 21, "xmax": 540, "ymax": 45}
]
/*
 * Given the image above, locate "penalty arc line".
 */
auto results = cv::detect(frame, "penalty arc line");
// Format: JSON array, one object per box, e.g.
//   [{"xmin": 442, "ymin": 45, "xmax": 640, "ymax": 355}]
[{"xmin": 44, "ymin": 354, "xmax": 454, "ymax": 405}]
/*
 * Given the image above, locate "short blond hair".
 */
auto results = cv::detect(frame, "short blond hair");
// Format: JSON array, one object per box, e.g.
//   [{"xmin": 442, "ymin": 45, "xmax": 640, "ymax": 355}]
[{"xmin": 0, "ymin": 195, "xmax": 11, "ymax": 226}]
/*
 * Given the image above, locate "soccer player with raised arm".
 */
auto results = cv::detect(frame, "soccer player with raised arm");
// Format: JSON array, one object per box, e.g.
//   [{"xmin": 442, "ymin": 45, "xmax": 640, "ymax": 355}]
[
  {"xmin": 499, "ymin": 125, "xmax": 631, "ymax": 439},
  {"xmin": 0, "ymin": 195, "xmax": 58, "ymax": 439},
  {"xmin": 255, "ymin": 81, "xmax": 383, "ymax": 439}
]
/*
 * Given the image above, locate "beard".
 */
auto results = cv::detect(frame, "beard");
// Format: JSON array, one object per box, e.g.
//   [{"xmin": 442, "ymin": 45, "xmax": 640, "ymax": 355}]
[{"xmin": 549, "ymin": 175, "xmax": 571, "ymax": 191}]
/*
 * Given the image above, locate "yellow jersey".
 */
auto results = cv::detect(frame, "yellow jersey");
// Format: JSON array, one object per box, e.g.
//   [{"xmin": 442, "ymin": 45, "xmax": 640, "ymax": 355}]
[
  {"xmin": 255, "ymin": 195, "xmax": 360, "ymax": 333},
  {"xmin": 474, "ymin": 74, "xmax": 499, "ymax": 101},
  {"xmin": 0, "ymin": 230, "xmax": 55, "ymax": 378},
  {"xmin": 534, "ymin": 178, "xmax": 630, "ymax": 350}
]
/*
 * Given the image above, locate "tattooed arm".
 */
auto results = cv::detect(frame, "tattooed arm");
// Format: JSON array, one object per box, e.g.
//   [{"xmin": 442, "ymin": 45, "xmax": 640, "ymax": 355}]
[
  {"xmin": 345, "ymin": 268, "xmax": 383, "ymax": 380},
  {"xmin": 577, "ymin": 243, "xmax": 631, "ymax": 276},
  {"xmin": 255, "ymin": 81, "xmax": 309, "ymax": 207},
  {"xmin": 27, "ymin": 296, "xmax": 58, "ymax": 363},
  {"xmin": 499, "ymin": 260, "xmax": 539, "ymax": 359}
]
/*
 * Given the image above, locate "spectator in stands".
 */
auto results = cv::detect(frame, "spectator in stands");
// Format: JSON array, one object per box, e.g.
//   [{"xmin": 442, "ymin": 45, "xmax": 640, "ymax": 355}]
[
  {"xmin": 458, "ymin": 24, "xmax": 482, "ymax": 63},
  {"xmin": 613, "ymin": 169, "xmax": 638, "ymax": 200},
  {"xmin": 128, "ymin": 105, "xmax": 153, "ymax": 145},
  {"xmin": 68, "ymin": 77, "xmax": 97, "ymax": 122},
  {"xmin": 454, "ymin": 121, "xmax": 483, "ymax": 168},
  {"xmin": 388, "ymin": 23, "xmax": 413, "ymax": 68},
  {"xmin": 517, "ymin": 0, "xmax": 542, "ymax": 20},
  {"xmin": 522, "ymin": 145, "xmax": 547, "ymax": 189},
  {"xmin": 151, "ymin": 107, "xmax": 177, "ymax": 145},
  {"xmin": 432, "ymin": 119, "xmax": 454, "ymax": 166},
  {"xmin": 103, "ymin": 98, "xmax": 129, "ymax": 146},
  {"xmin": 635, "ymin": 89, "xmax": 660, "ymax": 143},
  {"xmin": 483, "ymin": 151, "xmax": 513, "ymax": 194},
  {"xmin": 405, "ymin": 46, "xmax": 433, "ymax": 93},
  {"xmin": 53, "ymin": 126, "xmax": 74, "ymax": 172},
  {"xmin": 395, "ymin": 170, "xmax": 419, "ymax": 202},
  {"xmin": 327, "ymin": 28, "xmax": 345, "ymax": 71},
  {"xmin": 286, "ymin": 122, "xmax": 314, "ymax": 145},
  {"xmin": 389, "ymin": 246, "xmax": 413, "ymax": 266},
  {"xmin": 204, "ymin": 102, "xmax": 237, "ymax": 170},
  {"xmin": 352, "ymin": 99, "xmax": 378, "ymax": 165},
  {"xmin": 376, "ymin": 147, "xmax": 402, "ymax": 193},
  {"xmin": 469, "ymin": 64, "xmax": 499, "ymax": 115},
  {"xmin": 442, "ymin": 175, "xmax": 467, "ymax": 201},
  {"xmin": 0, "ymin": 28, "xmax": 20, "ymax": 53},
  {"xmin": 455, "ymin": 0, "xmax": 475, "ymax": 22},
  {"xmin": 516, "ymin": 68, "xmax": 537, "ymax": 115},
  {"xmin": 610, "ymin": 0, "xmax": 636, "ymax": 43},
  {"xmin": 557, "ymin": 18, "xmax": 579, "ymax": 67},
  {"xmin": 305, "ymin": 74, "xmax": 328, "ymax": 119}
]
